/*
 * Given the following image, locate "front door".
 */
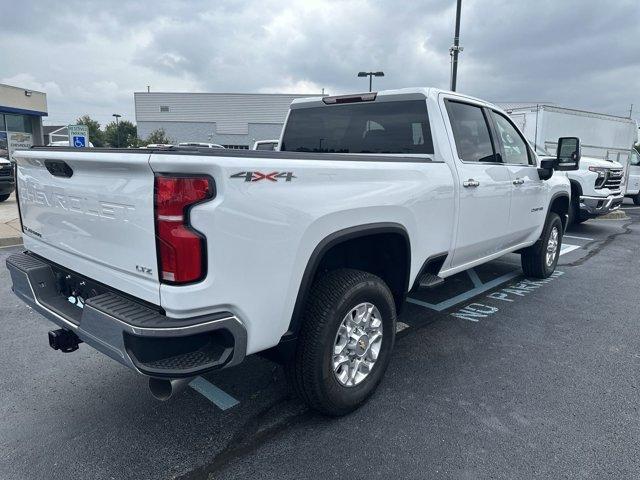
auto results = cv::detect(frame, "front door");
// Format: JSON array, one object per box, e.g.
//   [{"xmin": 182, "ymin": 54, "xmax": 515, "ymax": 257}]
[
  {"xmin": 489, "ymin": 110, "xmax": 547, "ymax": 246},
  {"xmin": 443, "ymin": 99, "xmax": 512, "ymax": 269}
]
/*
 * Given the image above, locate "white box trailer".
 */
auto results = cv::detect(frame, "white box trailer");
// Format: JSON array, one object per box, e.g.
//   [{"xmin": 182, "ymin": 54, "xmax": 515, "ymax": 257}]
[
  {"xmin": 504, "ymin": 104, "xmax": 637, "ymax": 163},
  {"xmin": 504, "ymin": 104, "xmax": 638, "ymax": 222}
]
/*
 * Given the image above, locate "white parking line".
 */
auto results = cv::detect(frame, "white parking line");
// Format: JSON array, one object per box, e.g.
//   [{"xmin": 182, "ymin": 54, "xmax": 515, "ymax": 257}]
[
  {"xmin": 564, "ymin": 234, "xmax": 593, "ymax": 241},
  {"xmin": 560, "ymin": 243, "xmax": 581, "ymax": 255}
]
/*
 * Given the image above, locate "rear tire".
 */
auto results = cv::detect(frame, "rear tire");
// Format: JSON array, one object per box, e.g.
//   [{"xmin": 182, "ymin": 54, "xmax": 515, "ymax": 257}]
[
  {"xmin": 521, "ymin": 213, "xmax": 563, "ymax": 279},
  {"xmin": 0, "ymin": 194, "xmax": 10, "ymax": 202},
  {"xmin": 285, "ymin": 268, "xmax": 396, "ymax": 416}
]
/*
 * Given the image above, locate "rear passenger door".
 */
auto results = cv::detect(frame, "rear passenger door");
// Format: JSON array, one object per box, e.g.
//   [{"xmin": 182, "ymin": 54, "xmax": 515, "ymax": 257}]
[
  {"xmin": 489, "ymin": 110, "xmax": 547, "ymax": 245},
  {"xmin": 443, "ymin": 99, "xmax": 513, "ymax": 269}
]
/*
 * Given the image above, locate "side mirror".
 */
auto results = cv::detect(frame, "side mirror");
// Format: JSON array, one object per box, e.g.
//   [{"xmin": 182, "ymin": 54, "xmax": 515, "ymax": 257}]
[
  {"xmin": 555, "ymin": 137, "xmax": 581, "ymax": 171},
  {"xmin": 537, "ymin": 159, "xmax": 555, "ymax": 180}
]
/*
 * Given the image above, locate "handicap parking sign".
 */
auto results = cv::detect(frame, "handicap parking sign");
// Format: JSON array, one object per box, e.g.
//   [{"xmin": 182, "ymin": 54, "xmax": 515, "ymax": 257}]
[{"xmin": 67, "ymin": 124, "xmax": 90, "ymax": 148}]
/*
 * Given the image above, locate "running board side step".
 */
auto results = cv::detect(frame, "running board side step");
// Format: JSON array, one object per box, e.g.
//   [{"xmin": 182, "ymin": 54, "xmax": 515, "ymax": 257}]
[{"xmin": 418, "ymin": 273, "xmax": 444, "ymax": 289}]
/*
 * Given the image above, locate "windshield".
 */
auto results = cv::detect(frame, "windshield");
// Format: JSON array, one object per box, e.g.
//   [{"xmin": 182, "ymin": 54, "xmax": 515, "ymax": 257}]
[{"xmin": 280, "ymin": 100, "xmax": 434, "ymax": 154}]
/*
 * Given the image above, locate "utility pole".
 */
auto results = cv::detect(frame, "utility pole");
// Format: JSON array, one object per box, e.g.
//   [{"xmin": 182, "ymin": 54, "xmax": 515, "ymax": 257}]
[
  {"xmin": 147, "ymin": 85, "xmax": 151, "ymax": 93},
  {"xmin": 629, "ymin": 103, "xmax": 633, "ymax": 118},
  {"xmin": 112, "ymin": 113, "xmax": 122, "ymax": 148},
  {"xmin": 449, "ymin": 0, "xmax": 463, "ymax": 91}
]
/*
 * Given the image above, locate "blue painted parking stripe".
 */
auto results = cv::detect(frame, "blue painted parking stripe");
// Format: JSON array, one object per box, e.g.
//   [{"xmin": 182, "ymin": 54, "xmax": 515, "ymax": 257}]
[
  {"xmin": 189, "ymin": 377, "xmax": 239, "ymax": 410},
  {"xmin": 466, "ymin": 268, "xmax": 483, "ymax": 288},
  {"xmin": 407, "ymin": 270, "xmax": 521, "ymax": 312},
  {"xmin": 407, "ymin": 243, "xmax": 579, "ymax": 313}
]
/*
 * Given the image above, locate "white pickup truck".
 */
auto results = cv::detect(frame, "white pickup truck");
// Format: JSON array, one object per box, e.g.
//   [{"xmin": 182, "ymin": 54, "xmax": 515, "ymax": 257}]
[
  {"xmin": 7, "ymin": 88, "xmax": 580, "ymax": 416},
  {"xmin": 625, "ymin": 149, "xmax": 640, "ymax": 205}
]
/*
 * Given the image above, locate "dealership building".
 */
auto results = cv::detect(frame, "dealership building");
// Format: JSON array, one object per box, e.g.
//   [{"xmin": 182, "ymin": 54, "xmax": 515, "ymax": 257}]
[
  {"xmin": 135, "ymin": 92, "xmax": 320, "ymax": 148},
  {"xmin": 0, "ymin": 83, "xmax": 47, "ymax": 160}
]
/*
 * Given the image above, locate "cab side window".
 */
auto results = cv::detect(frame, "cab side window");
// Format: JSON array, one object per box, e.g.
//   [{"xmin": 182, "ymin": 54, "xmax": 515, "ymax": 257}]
[
  {"xmin": 490, "ymin": 111, "xmax": 531, "ymax": 165},
  {"xmin": 445, "ymin": 101, "xmax": 497, "ymax": 163}
]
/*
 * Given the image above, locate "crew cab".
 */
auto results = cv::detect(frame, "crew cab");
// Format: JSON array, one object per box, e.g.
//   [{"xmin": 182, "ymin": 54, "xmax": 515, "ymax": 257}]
[{"xmin": 7, "ymin": 88, "xmax": 580, "ymax": 416}]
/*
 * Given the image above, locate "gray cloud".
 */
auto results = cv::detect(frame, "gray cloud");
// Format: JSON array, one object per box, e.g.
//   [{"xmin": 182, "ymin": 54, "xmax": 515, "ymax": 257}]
[{"xmin": 1, "ymin": 0, "xmax": 638, "ymax": 126}]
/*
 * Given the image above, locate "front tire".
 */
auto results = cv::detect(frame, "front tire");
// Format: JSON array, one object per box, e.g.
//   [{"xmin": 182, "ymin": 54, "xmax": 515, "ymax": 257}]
[
  {"xmin": 634, "ymin": 193, "xmax": 640, "ymax": 206},
  {"xmin": 568, "ymin": 196, "xmax": 588, "ymax": 224},
  {"xmin": 286, "ymin": 269, "xmax": 396, "ymax": 416},
  {"xmin": 521, "ymin": 212, "xmax": 563, "ymax": 279},
  {"xmin": 0, "ymin": 194, "xmax": 10, "ymax": 202}
]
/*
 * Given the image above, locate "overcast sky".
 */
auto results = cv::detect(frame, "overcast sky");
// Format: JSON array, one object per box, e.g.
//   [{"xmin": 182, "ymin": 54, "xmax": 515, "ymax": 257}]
[{"xmin": 1, "ymin": 0, "xmax": 639, "ymax": 127}]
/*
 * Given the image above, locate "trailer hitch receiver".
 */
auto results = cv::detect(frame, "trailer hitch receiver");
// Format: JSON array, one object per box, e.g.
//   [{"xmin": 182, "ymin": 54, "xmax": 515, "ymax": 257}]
[{"xmin": 48, "ymin": 329, "xmax": 82, "ymax": 353}]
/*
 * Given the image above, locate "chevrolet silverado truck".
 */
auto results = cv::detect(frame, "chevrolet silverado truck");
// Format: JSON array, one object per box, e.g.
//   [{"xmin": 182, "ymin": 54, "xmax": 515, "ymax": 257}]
[
  {"xmin": 536, "ymin": 146, "xmax": 625, "ymax": 223},
  {"xmin": 7, "ymin": 88, "xmax": 580, "ymax": 416}
]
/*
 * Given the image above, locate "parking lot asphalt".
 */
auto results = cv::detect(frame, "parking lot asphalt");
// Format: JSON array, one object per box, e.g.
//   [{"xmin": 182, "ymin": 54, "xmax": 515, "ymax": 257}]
[{"xmin": 1, "ymin": 201, "xmax": 639, "ymax": 480}]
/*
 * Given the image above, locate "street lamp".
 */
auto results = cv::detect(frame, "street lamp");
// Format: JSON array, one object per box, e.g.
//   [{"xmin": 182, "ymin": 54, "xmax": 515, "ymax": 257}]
[
  {"xmin": 112, "ymin": 114, "xmax": 122, "ymax": 148},
  {"xmin": 357, "ymin": 71, "xmax": 384, "ymax": 92}
]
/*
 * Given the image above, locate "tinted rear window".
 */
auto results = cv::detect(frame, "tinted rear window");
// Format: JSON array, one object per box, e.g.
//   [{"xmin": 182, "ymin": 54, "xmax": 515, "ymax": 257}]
[{"xmin": 280, "ymin": 100, "xmax": 433, "ymax": 154}]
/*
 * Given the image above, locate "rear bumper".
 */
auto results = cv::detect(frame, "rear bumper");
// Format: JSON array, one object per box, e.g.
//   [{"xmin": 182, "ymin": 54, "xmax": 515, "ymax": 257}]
[
  {"xmin": 579, "ymin": 193, "xmax": 624, "ymax": 216},
  {"xmin": 6, "ymin": 252, "xmax": 247, "ymax": 378}
]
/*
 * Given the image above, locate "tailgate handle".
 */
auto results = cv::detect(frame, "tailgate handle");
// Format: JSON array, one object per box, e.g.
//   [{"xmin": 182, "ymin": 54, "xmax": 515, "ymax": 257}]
[{"xmin": 45, "ymin": 160, "xmax": 73, "ymax": 178}]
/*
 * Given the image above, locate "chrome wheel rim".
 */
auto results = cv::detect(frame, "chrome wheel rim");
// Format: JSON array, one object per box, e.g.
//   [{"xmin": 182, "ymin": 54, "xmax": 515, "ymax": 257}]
[
  {"xmin": 332, "ymin": 302, "xmax": 383, "ymax": 387},
  {"xmin": 546, "ymin": 226, "xmax": 559, "ymax": 267}
]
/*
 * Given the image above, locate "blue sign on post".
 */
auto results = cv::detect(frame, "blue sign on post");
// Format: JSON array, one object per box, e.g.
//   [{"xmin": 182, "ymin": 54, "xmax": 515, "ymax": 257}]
[{"xmin": 67, "ymin": 125, "xmax": 90, "ymax": 148}]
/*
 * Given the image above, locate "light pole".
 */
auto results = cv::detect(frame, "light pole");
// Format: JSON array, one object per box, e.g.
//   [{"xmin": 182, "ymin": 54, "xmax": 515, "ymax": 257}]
[
  {"xmin": 449, "ymin": 0, "xmax": 463, "ymax": 91},
  {"xmin": 357, "ymin": 71, "xmax": 385, "ymax": 92},
  {"xmin": 112, "ymin": 114, "xmax": 122, "ymax": 148}
]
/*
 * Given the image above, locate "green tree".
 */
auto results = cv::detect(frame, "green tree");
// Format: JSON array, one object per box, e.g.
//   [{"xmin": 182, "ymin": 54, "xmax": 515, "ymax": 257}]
[
  {"xmin": 104, "ymin": 120, "xmax": 138, "ymax": 148},
  {"xmin": 144, "ymin": 128, "xmax": 172, "ymax": 145},
  {"xmin": 76, "ymin": 115, "xmax": 105, "ymax": 147}
]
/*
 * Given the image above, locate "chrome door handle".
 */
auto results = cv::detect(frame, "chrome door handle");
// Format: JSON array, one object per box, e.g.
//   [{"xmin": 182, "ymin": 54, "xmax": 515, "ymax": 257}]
[
  {"xmin": 512, "ymin": 178, "xmax": 525, "ymax": 185},
  {"xmin": 463, "ymin": 179, "xmax": 480, "ymax": 188}
]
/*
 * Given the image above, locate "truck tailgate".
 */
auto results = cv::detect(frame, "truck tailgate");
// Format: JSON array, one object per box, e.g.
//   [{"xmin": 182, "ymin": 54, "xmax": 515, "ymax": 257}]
[{"xmin": 15, "ymin": 149, "xmax": 160, "ymax": 304}]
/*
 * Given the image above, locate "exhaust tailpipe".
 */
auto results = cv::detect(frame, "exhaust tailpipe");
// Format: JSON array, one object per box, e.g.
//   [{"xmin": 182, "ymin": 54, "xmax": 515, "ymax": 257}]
[{"xmin": 148, "ymin": 377, "xmax": 194, "ymax": 401}]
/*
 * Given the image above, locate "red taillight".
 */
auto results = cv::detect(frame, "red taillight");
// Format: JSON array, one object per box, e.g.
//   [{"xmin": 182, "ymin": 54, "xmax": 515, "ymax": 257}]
[{"xmin": 154, "ymin": 175, "xmax": 214, "ymax": 284}]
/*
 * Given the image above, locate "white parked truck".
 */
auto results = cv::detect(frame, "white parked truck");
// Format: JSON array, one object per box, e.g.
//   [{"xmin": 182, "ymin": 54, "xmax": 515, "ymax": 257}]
[
  {"xmin": 8, "ymin": 88, "xmax": 580, "ymax": 415},
  {"xmin": 252, "ymin": 139, "xmax": 279, "ymax": 151},
  {"xmin": 625, "ymin": 149, "xmax": 640, "ymax": 204},
  {"xmin": 505, "ymin": 104, "xmax": 637, "ymax": 223}
]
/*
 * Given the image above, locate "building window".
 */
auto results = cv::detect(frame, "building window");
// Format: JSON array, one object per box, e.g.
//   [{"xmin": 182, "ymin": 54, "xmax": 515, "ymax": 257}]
[
  {"xmin": 5, "ymin": 114, "xmax": 32, "ymax": 134},
  {"xmin": 160, "ymin": 106, "xmax": 170, "ymax": 112},
  {"xmin": 0, "ymin": 114, "xmax": 5, "ymax": 131},
  {"xmin": 221, "ymin": 144, "xmax": 249, "ymax": 150}
]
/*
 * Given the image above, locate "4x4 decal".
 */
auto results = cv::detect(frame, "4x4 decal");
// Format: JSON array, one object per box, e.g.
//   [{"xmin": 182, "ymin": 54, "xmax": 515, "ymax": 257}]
[{"xmin": 230, "ymin": 171, "xmax": 296, "ymax": 182}]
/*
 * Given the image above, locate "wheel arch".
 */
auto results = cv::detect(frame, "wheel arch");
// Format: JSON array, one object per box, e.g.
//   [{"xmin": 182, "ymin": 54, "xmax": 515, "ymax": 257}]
[
  {"xmin": 286, "ymin": 223, "xmax": 411, "ymax": 337},
  {"xmin": 548, "ymin": 192, "xmax": 570, "ymax": 231}
]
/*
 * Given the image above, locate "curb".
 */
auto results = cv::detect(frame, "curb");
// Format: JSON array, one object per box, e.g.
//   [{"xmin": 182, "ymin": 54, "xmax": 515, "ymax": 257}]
[
  {"xmin": 0, "ymin": 236, "xmax": 22, "ymax": 247},
  {"xmin": 594, "ymin": 210, "xmax": 629, "ymax": 221}
]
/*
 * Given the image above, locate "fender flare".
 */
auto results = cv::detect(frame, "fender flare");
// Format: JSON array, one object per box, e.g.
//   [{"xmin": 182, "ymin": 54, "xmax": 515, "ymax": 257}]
[
  {"xmin": 286, "ymin": 222, "xmax": 411, "ymax": 336},
  {"xmin": 547, "ymin": 191, "xmax": 571, "ymax": 230}
]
